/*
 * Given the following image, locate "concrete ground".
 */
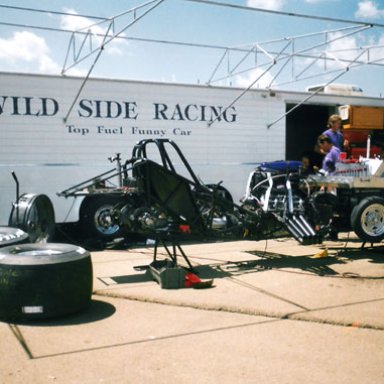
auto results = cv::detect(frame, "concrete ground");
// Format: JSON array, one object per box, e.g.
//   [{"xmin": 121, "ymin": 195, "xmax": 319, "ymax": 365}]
[{"xmin": 1, "ymin": 233, "xmax": 384, "ymax": 384}]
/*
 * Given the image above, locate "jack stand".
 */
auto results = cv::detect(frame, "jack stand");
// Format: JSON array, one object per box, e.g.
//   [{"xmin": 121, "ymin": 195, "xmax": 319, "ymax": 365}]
[
  {"xmin": 361, "ymin": 241, "xmax": 374, "ymax": 249},
  {"xmin": 154, "ymin": 237, "xmax": 196, "ymax": 272}
]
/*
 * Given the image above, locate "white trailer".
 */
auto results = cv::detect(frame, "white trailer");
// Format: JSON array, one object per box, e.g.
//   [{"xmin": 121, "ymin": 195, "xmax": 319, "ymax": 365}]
[{"xmin": 1, "ymin": 72, "xmax": 383, "ymax": 230}]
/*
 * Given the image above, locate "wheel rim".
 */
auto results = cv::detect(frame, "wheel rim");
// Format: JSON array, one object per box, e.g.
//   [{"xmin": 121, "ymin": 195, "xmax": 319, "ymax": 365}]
[
  {"xmin": 26, "ymin": 203, "xmax": 50, "ymax": 243},
  {"xmin": 93, "ymin": 205, "xmax": 120, "ymax": 235},
  {"xmin": 360, "ymin": 203, "xmax": 384, "ymax": 237},
  {"xmin": 10, "ymin": 194, "xmax": 55, "ymax": 243}
]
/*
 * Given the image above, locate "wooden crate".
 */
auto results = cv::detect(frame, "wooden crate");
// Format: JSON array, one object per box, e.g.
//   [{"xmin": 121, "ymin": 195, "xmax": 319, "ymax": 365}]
[{"xmin": 340, "ymin": 105, "xmax": 384, "ymax": 130}]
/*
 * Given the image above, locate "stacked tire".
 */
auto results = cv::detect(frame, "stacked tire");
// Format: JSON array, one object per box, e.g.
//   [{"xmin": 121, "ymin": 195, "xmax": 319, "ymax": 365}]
[{"xmin": 0, "ymin": 243, "xmax": 93, "ymax": 320}]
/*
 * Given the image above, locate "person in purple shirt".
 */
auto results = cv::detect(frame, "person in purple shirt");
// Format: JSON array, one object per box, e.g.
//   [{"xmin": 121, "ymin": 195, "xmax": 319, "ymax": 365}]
[
  {"xmin": 318, "ymin": 135, "xmax": 341, "ymax": 174},
  {"xmin": 322, "ymin": 114, "xmax": 349, "ymax": 151}
]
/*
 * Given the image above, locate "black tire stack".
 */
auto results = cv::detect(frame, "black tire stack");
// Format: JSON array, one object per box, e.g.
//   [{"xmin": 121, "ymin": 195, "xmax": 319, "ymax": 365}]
[{"xmin": 0, "ymin": 243, "xmax": 93, "ymax": 321}]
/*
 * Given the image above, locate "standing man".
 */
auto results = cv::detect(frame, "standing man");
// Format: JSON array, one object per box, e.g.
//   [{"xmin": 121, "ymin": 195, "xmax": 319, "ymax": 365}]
[
  {"xmin": 318, "ymin": 135, "xmax": 341, "ymax": 174},
  {"xmin": 322, "ymin": 114, "xmax": 349, "ymax": 151}
]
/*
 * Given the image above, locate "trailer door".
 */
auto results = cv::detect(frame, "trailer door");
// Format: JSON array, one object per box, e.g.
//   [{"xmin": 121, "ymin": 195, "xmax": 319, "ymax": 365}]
[{"xmin": 285, "ymin": 103, "xmax": 334, "ymax": 160}]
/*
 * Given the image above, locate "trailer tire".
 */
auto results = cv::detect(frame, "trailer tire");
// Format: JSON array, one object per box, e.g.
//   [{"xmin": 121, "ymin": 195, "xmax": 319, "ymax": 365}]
[
  {"xmin": 0, "ymin": 227, "xmax": 29, "ymax": 248},
  {"xmin": 79, "ymin": 195, "xmax": 125, "ymax": 242},
  {"xmin": 0, "ymin": 243, "xmax": 93, "ymax": 320},
  {"xmin": 8, "ymin": 193, "xmax": 55, "ymax": 243},
  {"xmin": 351, "ymin": 196, "xmax": 384, "ymax": 243}
]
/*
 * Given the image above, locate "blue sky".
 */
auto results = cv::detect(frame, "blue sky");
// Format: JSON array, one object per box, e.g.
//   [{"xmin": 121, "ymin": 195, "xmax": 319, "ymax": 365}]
[{"xmin": 0, "ymin": 0, "xmax": 384, "ymax": 96}]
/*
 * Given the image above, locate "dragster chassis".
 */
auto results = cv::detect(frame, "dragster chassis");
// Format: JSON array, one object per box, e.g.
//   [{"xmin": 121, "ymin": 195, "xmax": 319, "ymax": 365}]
[{"xmin": 55, "ymin": 139, "xmax": 324, "ymax": 260}]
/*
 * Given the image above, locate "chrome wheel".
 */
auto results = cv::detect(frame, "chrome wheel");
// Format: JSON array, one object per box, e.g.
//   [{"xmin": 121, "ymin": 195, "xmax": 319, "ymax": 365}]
[
  {"xmin": 351, "ymin": 197, "xmax": 384, "ymax": 243},
  {"xmin": 360, "ymin": 203, "xmax": 384, "ymax": 237},
  {"xmin": 93, "ymin": 205, "xmax": 120, "ymax": 235}
]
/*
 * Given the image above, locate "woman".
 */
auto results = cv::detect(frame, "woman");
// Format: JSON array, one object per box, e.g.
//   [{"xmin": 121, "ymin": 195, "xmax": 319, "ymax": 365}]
[{"xmin": 322, "ymin": 114, "xmax": 349, "ymax": 151}]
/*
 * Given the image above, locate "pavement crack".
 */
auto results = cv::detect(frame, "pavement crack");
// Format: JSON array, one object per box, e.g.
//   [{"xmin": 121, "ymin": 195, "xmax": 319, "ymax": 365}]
[
  {"xmin": 29, "ymin": 318, "xmax": 282, "ymax": 360},
  {"xmin": 225, "ymin": 275, "xmax": 310, "ymax": 311},
  {"xmin": 93, "ymin": 292, "xmax": 384, "ymax": 332}
]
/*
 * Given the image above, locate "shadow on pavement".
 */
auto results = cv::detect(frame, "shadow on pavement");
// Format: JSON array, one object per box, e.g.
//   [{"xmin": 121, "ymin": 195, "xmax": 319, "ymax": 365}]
[
  {"xmin": 331, "ymin": 246, "xmax": 384, "ymax": 265},
  {"xmin": 4, "ymin": 299, "xmax": 116, "ymax": 327},
  {"xmin": 94, "ymin": 245, "xmax": 384, "ymax": 290},
  {"xmin": 214, "ymin": 254, "xmax": 341, "ymax": 276}
]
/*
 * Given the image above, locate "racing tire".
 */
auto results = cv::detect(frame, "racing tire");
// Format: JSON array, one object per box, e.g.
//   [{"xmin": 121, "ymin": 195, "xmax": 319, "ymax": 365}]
[
  {"xmin": 351, "ymin": 196, "xmax": 384, "ymax": 243},
  {"xmin": 79, "ymin": 195, "xmax": 126, "ymax": 242},
  {"xmin": 0, "ymin": 243, "xmax": 93, "ymax": 320},
  {"xmin": 8, "ymin": 193, "xmax": 55, "ymax": 243},
  {"xmin": 0, "ymin": 227, "xmax": 29, "ymax": 248}
]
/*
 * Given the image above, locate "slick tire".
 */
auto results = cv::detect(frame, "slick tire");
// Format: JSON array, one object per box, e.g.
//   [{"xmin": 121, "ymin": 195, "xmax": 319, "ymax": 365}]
[
  {"xmin": 0, "ymin": 227, "xmax": 29, "ymax": 248},
  {"xmin": 0, "ymin": 243, "xmax": 93, "ymax": 320}
]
